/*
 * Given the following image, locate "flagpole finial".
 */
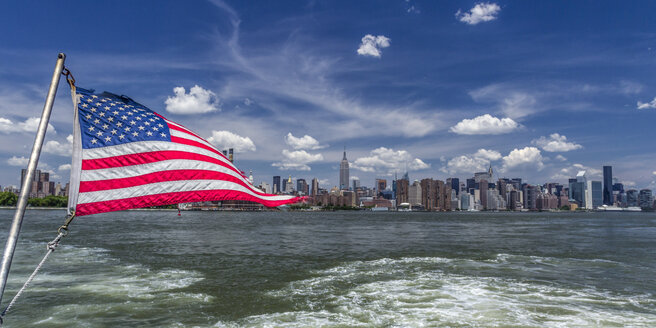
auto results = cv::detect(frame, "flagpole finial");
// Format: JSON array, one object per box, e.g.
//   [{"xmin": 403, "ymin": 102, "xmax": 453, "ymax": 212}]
[{"xmin": 58, "ymin": 53, "xmax": 66, "ymax": 59}]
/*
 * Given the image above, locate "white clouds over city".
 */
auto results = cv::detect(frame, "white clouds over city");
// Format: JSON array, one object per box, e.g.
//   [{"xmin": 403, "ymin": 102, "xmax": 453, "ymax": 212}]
[
  {"xmin": 206, "ymin": 130, "xmax": 256, "ymax": 152},
  {"xmin": 450, "ymin": 114, "xmax": 519, "ymax": 135},
  {"xmin": 357, "ymin": 34, "xmax": 391, "ymax": 58},
  {"xmin": 285, "ymin": 133, "xmax": 326, "ymax": 150},
  {"xmin": 7, "ymin": 156, "xmax": 28, "ymax": 167},
  {"xmin": 456, "ymin": 2, "xmax": 501, "ymax": 25},
  {"xmin": 272, "ymin": 149, "xmax": 323, "ymax": 171},
  {"xmin": 501, "ymin": 147, "xmax": 544, "ymax": 172},
  {"xmin": 165, "ymin": 85, "xmax": 220, "ymax": 114},
  {"xmin": 352, "ymin": 147, "xmax": 429, "ymax": 175},
  {"xmin": 43, "ymin": 134, "xmax": 73, "ymax": 156},
  {"xmin": 441, "ymin": 148, "xmax": 501, "ymax": 175},
  {"xmin": 531, "ymin": 133, "xmax": 582, "ymax": 152}
]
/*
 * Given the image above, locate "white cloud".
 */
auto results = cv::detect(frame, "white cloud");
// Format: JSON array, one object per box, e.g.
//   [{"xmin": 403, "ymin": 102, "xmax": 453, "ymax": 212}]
[
  {"xmin": 7, "ymin": 156, "xmax": 28, "ymax": 166},
  {"xmin": 206, "ymin": 130, "xmax": 256, "ymax": 153},
  {"xmin": 637, "ymin": 97, "xmax": 656, "ymax": 110},
  {"xmin": 272, "ymin": 149, "xmax": 323, "ymax": 171},
  {"xmin": 58, "ymin": 164, "xmax": 71, "ymax": 171},
  {"xmin": 622, "ymin": 180, "xmax": 637, "ymax": 187},
  {"xmin": 357, "ymin": 34, "xmax": 391, "ymax": 58},
  {"xmin": 43, "ymin": 134, "xmax": 73, "ymax": 156},
  {"xmin": 531, "ymin": 133, "xmax": 583, "ymax": 152},
  {"xmin": 244, "ymin": 98, "xmax": 253, "ymax": 106},
  {"xmin": 0, "ymin": 117, "xmax": 56, "ymax": 134},
  {"xmin": 165, "ymin": 85, "xmax": 220, "ymax": 114},
  {"xmin": 285, "ymin": 133, "xmax": 326, "ymax": 150},
  {"xmin": 456, "ymin": 2, "xmax": 501, "ymax": 25},
  {"xmin": 441, "ymin": 148, "xmax": 500, "ymax": 175},
  {"xmin": 555, "ymin": 154, "xmax": 567, "ymax": 161},
  {"xmin": 352, "ymin": 147, "xmax": 429, "ymax": 175},
  {"xmin": 501, "ymin": 147, "xmax": 544, "ymax": 172},
  {"xmin": 450, "ymin": 114, "xmax": 519, "ymax": 135},
  {"xmin": 653, "ymin": 171, "xmax": 656, "ymax": 175}
]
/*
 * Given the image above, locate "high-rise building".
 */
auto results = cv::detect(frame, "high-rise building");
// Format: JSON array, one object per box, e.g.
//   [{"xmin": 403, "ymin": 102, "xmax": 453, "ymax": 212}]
[
  {"xmin": 408, "ymin": 180, "xmax": 422, "ymax": 206},
  {"xmin": 297, "ymin": 179, "xmax": 308, "ymax": 195},
  {"xmin": 396, "ymin": 179, "xmax": 409, "ymax": 204},
  {"xmin": 466, "ymin": 178, "xmax": 476, "ymax": 195},
  {"xmin": 352, "ymin": 178, "xmax": 360, "ymax": 191},
  {"xmin": 591, "ymin": 181, "xmax": 602, "ymax": 209},
  {"xmin": 603, "ymin": 166, "xmax": 613, "ymax": 205},
  {"xmin": 626, "ymin": 189, "xmax": 639, "ymax": 207},
  {"xmin": 447, "ymin": 178, "xmax": 459, "ymax": 196},
  {"xmin": 420, "ymin": 178, "xmax": 437, "ymax": 210},
  {"xmin": 480, "ymin": 179, "xmax": 488, "ymax": 209},
  {"xmin": 376, "ymin": 179, "xmax": 387, "ymax": 196},
  {"xmin": 339, "ymin": 150, "xmax": 349, "ymax": 190},
  {"xmin": 638, "ymin": 189, "xmax": 653, "ymax": 208},
  {"xmin": 311, "ymin": 178, "xmax": 319, "ymax": 196},
  {"xmin": 273, "ymin": 176, "xmax": 281, "ymax": 194},
  {"xmin": 523, "ymin": 185, "xmax": 539, "ymax": 210}
]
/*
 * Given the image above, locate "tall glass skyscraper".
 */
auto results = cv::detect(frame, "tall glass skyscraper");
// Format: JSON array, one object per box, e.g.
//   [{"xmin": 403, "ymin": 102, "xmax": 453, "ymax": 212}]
[{"xmin": 603, "ymin": 166, "xmax": 613, "ymax": 205}]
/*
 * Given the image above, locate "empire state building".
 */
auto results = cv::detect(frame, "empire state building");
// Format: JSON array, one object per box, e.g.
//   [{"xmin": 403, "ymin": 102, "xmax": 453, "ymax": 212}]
[{"xmin": 339, "ymin": 150, "xmax": 349, "ymax": 190}]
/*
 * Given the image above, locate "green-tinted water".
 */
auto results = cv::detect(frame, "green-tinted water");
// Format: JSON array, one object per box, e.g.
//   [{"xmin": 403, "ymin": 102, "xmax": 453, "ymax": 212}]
[{"xmin": 0, "ymin": 210, "xmax": 654, "ymax": 327}]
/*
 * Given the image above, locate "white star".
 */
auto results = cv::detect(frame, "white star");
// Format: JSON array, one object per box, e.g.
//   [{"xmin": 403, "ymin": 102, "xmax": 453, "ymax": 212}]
[
  {"xmin": 81, "ymin": 103, "xmax": 89, "ymax": 108},
  {"xmin": 119, "ymin": 134, "xmax": 125, "ymax": 140},
  {"xmin": 124, "ymin": 127, "xmax": 131, "ymax": 132},
  {"xmin": 146, "ymin": 131, "xmax": 153, "ymax": 136},
  {"xmin": 95, "ymin": 102, "xmax": 101, "ymax": 106},
  {"xmin": 85, "ymin": 114, "xmax": 92, "ymax": 119},
  {"xmin": 144, "ymin": 122, "xmax": 150, "ymax": 126},
  {"xmin": 111, "ymin": 129, "xmax": 117, "ymax": 135},
  {"xmin": 113, "ymin": 111, "xmax": 119, "ymax": 115},
  {"xmin": 91, "ymin": 95, "xmax": 98, "ymax": 98},
  {"xmin": 157, "ymin": 123, "xmax": 164, "ymax": 128},
  {"xmin": 91, "ymin": 138, "xmax": 97, "ymax": 144},
  {"xmin": 130, "ymin": 120, "xmax": 136, "ymax": 125},
  {"xmin": 90, "ymin": 108, "xmax": 97, "ymax": 113},
  {"xmin": 104, "ymin": 106, "xmax": 110, "ymax": 111},
  {"xmin": 88, "ymin": 126, "xmax": 95, "ymax": 132},
  {"xmin": 102, "ymin": 124, "xmax": 109, "ymax": 129},
  {"xmin": 149, "ymin": 118, "xmax": 155, "ymax": 122},
  {"xmin": 135, "ymin": 116, "xmax": 142, "ymax": 121},
  {"xmin": 121, "ymin": 115, "xmax": 128, "ymax": 120},
  {"xmin": 127, "ymin": 112, "xmax": 133, "ymax": 115},
  {"xmin": 93, "ymin": 119, "xmax": 100, "ymax": 124},
  {"xmin": 116, "ymin": 122, "xmax": 123, "ymax": 127},
  {"xmin": 99, "ymin": 112, "xmax": 105, "ymax": 117},
  {"xmin": 101, "ymin": 98, "xmax": 109, "ymax": 102},
  {"xmin": 86, "ymin": 97, "xmax": 93, "ymax": 102},
  {"xmin": 104, "ymin": 136, "xmax": 111, "ymax": 142},
  {"xmin": 96, "ymin": 131, "xmax": 103, "ymax": 137},
  {"xmin": 152, "ymin": 127, "xmax": 159, "ymax": 131},
  {"xmin": 160, "ymin": 133, "xmax": 167, "ymax": 137},
  {"xmin": 132, "ymin": 132, "xmax": 139, "ymax": 137},
  {"xmin": 108, "ymin": 117, "xmax": 114, "ymax": 122},
  {"xmin": 138, "ymin": 126, "xmax": 145, "ymax": 131}
]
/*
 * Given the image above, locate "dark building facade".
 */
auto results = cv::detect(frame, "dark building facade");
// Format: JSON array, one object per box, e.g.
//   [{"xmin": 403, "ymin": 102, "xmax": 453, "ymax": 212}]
[{"xmin": 603, "ymin": 166, "xmax": 613, "ymax": 205}]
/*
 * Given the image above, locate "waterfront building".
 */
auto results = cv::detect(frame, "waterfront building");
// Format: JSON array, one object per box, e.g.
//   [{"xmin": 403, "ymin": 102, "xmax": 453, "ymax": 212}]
[
  {"xmin": 311, "ymin": 178, "xmax": 319, "ymax": 196},
  {"xmin": 447, "ymin": 178, "xmax": 460, "ymax": 196},
  {"xmin": 420, "ymin": 178, "xmax": 438, "ymax": 210},
  {"xmin": 297, "ymin": 179, "xmax": 308, "ymax": 195},
  {"xmin": 460, "ymin": 193, "xmax": 470, "ymax": 210},
  {"xmin": 408, "ymin": 180, "xmax": 422, "ymax": 207},
  {"xmin": 396, "ymin": 179, "xmax": 409, "ymax": 204},
  {"xmin": 480, "ymin": 179, "xmax": 488, "ymax": 209},
  {"xmin": 603, "ymin": 166, "xmax": 613, "ymax": 205},
  {"xmin": 339, "ymin": 150, "xmax": 349, "ymax": 190},
  {"xmin": 523, "ymin": 185, "xmax": 539, "ymax": 210},
  {"xmin": 376, "ymin": 179, "xmax": 387, "ymax": 196},
  {"xmin": 626, "ymin": 189, "xmax": 638, "ymax": 207},
  {"xmin": 591, "ymin": 181, "xmax": 602, "ymax": 209},
  {"xmin": 638, "ymin": 189, "xmax": 653, "ymax": 208},
  {"xmin": 352, "ymin": 178, "xmax": 360, "ymax": 191},
  {"xmin": 466, "ymin": 178, "xmax": 476, "ymax": 195}
]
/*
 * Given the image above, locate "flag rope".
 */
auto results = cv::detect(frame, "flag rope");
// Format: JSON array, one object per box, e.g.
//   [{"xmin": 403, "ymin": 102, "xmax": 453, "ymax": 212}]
[{"xmin": 0, "ymin": 212, "xmax": 75, "ymax": 325}]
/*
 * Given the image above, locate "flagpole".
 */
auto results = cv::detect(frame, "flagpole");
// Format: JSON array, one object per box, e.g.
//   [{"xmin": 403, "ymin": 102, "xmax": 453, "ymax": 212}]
[{"xmin": 0, "ymin": 53, "xmax": 66, "ymax": 306}]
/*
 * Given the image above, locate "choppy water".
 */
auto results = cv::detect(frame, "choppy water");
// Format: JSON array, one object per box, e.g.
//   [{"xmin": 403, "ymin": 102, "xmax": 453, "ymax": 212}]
[{"xmin": 0, "ymin": 209, "xmax": 654, "ymax": 327}]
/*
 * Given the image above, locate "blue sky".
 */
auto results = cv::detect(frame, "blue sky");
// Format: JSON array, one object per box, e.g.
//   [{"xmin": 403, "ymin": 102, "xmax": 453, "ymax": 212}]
[{"xmin": 1, "ymin": 0, "xmax": 655, "ymax": 191}]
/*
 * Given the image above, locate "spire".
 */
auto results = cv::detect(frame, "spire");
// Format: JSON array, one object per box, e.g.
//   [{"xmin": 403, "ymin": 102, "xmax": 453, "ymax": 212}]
[{"xmin": 342, "ymin": 145, "xmax": 347, "ymax": 161}]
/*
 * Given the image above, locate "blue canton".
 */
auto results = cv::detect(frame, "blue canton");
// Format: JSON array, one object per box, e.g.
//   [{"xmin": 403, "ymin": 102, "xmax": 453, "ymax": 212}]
[{"xmin": 76, "ymin": 88, "xmax": 171, "ymax": 149}]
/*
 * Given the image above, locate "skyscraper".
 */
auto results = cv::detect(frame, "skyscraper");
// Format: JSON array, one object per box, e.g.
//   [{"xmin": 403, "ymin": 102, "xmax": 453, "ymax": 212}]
[
  {"xmin": 339, "ymin": 149, "xmax": 349, "ymax": 190},
  {"xmin": 603, "ymin": 166, "xmax": 613, "ymax": 205},
  {"xmin": 311, "ymin": 178, "xmax": 319, "ymax": 196},
  {"xmin": 273, "ymin": 176, "xmax": 281, "ymax": 194}
]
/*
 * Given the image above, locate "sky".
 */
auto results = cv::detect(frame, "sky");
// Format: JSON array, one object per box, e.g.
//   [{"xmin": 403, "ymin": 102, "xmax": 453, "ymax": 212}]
[{"xmin": 0, "ymin": 0, "xmax": 655, "ymax": 191}]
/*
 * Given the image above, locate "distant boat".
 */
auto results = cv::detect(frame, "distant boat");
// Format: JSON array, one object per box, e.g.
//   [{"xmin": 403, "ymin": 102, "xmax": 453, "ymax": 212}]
[{"xmin": 371, "ymin": 207, "xmax": 389, "ymax": 212}]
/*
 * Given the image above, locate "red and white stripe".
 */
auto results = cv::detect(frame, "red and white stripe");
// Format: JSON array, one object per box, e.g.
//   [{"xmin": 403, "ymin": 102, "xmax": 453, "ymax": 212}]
[{"xmin": 74, "ymin": 118, "xmax": 302, "ymax": 216}]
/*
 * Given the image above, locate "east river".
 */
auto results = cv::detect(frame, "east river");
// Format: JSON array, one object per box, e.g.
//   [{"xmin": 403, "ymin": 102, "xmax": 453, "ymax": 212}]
[{"xmin": 0, "ymin": 209, "xmax": 654, "ymax": 327}]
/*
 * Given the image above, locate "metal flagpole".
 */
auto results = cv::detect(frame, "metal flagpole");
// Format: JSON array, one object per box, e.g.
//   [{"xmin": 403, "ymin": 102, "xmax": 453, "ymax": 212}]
[{"xmin": 0, "ymin": 53, "xmax": 66, "ymax": 306}]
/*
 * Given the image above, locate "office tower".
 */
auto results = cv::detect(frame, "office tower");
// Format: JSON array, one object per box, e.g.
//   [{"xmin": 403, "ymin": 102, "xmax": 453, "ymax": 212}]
[
  {"xmin": 480, "ymin": 179, "xmax": 488, "ymax": 209},
  {"xmin": 466, "ymin": 178, "xmax": 476, "ymax": 195},
  {"xmin": 591, "ymin": 181, "xmax": 602, "ymax": 208},
  {"xmin": 352, "ymin": 178, "xmax": 360, "ymax": 191},
  {"xmin": 273, "ymin": 176, "xmax": 281, "ymax": 194},
  {"xmin": 626, "ymin": 190, "xmax": 638, "ymax": 207},
  {"xmin": 638, "ymin": 189, "xmax": 653, "ymax": 208},
  {"xmin": 339, "ymin": 149, "xmax": 349, "ymax": 190},
  {"xmin": 460, "ymin": 193, "xmax": 470, "ymax": 210},
  {"xmin": 376, "ymin": 179, "xmax": 387, "ymax": 196},
  {"xmin": 523, "ymin": 185, "xmax": 539, "ymax": 210},
  {"xmin": 603, "ymin": 166, "xmax": 613, "ymax": 205},
  {"xmin": 396, "ymin": 179, "xmax": 409, "ymax": 204},
  {"xmin": 286, "ymin": 175, "xmax": 293, "ymax": 192},
  {"xmin": 446, "ymin": 178, "xmax": 459, "ymax": 196},
  {"xmin": 311, "ymin": 178, "xmax": 319, "ymax": 196},
  {"xmin": 228, "ymin": 148, "xmax": 234, "ymax": 163},
  {"xmin": 297, "ymin": 179, "xmax": 307, "ymax": 195}
]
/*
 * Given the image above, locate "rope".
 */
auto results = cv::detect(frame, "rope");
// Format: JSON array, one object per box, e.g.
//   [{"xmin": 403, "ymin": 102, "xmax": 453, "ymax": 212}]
[{"xmin": 0, "ymin": 212, "xmax": 75, "ymax": 325}]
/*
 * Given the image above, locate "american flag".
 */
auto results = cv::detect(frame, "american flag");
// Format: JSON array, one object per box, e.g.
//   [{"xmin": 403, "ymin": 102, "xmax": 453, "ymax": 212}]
[{"xmin": 67, "ymin": 87, "xmax": 303, "ymax": 216}]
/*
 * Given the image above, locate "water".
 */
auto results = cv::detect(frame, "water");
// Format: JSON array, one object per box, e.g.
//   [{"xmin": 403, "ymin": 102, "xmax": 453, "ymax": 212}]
[{"xmin": 0, "ymin": 209, "xmax": 654, "ymax": 327}]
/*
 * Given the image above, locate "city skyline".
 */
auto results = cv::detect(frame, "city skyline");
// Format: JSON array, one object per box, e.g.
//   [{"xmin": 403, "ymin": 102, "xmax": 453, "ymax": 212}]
[{"xmin": 1, "ymin": 1, "xmax": 655, "ymax": 191}]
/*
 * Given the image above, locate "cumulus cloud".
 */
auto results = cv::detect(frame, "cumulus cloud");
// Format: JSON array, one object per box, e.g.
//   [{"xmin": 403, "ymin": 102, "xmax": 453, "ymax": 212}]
[
  {"xmin": 352, "ymin": 147, "xmax": 429, "ymax": 174},
  {"xmin": 206, "ymin": 130, "xmax": 256, "ymax": 152},
  {"xmin": 285, "ymin": 133, "xmax": 326, "ymax": 150},
  {"xmin": 450, "ymin": 114, "xmax": 519, "ymax": 135},
  {"xmin": 7, "ymin": 156, "xmax": 28, "ymax": 166},
  {"xmin": 357, "ymin": 34, "xmax": 391, "ymax": 58},
  {"xmin": 272, "ymin": 149, "xmax": 323, "ymax": 171},
  {"xmin": 456, "ymin": 2, "xmax": 501, "ymax": 25},
  {"xmin": 43, "ymin": 134, "xmax": 73, "ymax": 156},
  {"xmin": 531, "ymin": 133, "xmax": 583, "ymax": 152},
  {"xmin": 441, "ymin": 148, "xmax": 500, "ymax": 175},
  {"xmin": 501, "ymin": 147, "xmax": 544, "ymax": 172},
  {"xmin": 555, "ymin": 154, "xmax": 567, "ymax": 161},
  {"xmin": 58, "ymin": 164, "xmax": 71, "ymax": 171},
  {"xmin": 0, "ymin": 117, "xmax": 56, "ymax": 134},
  {"xmin": 165, "ymin": 85, "xmax": 220, "ymax": 114},
  {"xmin": 637, "ymin": 97, "xmax": 656, "ymax": 110}
]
